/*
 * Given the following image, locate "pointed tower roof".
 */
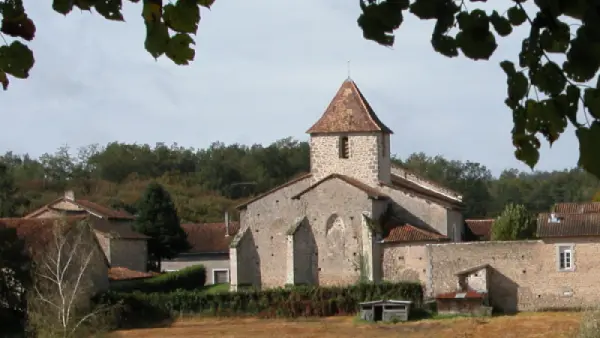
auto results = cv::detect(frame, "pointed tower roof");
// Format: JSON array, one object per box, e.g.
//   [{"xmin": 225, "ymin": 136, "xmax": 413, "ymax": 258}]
[{"xmin": 306, "ymin": 79, "xmax": 393, "ymax": 134}]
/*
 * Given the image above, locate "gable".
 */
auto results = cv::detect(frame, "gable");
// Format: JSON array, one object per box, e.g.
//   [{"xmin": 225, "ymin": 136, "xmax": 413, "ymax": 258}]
[
  {"xmin": 291, "ymin": 173, "xmax": 388, "ymax": 200},
  {"xmin": 390, "ymin": 165, "xmax": 463, "ymax": 204},
  {"xmin": 24, "ymin": 197, "xmax": 134, "ymax": 220},
  {"xmin": 236, "ymin": 173, "xmax": 313, "ymax": 210}
]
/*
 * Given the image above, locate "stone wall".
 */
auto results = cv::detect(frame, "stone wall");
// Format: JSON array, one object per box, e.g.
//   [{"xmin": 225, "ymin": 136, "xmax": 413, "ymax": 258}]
[
  {"xmin": 110, "ymin": 239, "xmax": 147, "ymax": 272},
  {"xmin": 310, "ymin": 133, "xmax": 388, "ymax": 186},
  {"xmin": 427, "ymin": 238, "xmax": 600, "ymax": 312},
  {"xmin": 382, "ymin": 243, "xmax": 428, "ymax": 283}
]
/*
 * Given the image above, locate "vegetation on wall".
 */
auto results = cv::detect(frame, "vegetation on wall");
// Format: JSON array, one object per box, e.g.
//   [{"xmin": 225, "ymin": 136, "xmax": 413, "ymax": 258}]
[
  {"xmin": 99, "ymin": 281, "xmax": 423, "ymax": 328},
  {"xmin": 0, "ymin": 140, "xmax": 598, "ymax": 224},
  {"xmin": 491, "ymin": 203, "xmax": 537, "ymax": 241}
]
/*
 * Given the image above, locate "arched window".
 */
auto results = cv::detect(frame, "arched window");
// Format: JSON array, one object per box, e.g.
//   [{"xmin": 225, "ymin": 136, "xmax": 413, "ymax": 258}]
[{"xmin": 339, "ymin": 136, "xmax": 349, "ymax": 159}]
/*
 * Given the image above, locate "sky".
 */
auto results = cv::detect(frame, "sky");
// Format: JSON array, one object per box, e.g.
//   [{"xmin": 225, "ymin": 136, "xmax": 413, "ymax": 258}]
[{"xmin": 0, "ymin": 1, "xmax": 583, "ymax": 176}]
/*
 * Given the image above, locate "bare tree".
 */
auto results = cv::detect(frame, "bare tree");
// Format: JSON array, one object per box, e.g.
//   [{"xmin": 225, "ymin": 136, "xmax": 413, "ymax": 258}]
[{"xmin": 27, "ymin": 218, "xmax": 114, "ymax": 338}]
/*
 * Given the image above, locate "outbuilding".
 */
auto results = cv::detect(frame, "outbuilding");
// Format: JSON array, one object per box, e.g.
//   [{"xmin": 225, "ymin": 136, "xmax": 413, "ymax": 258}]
[{"xmin": 359, "ymin": 299, "xmax": 413, "ymax": 322}]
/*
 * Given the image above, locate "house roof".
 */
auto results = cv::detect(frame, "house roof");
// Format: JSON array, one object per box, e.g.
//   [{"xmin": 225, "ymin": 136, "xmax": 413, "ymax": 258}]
[
  {"xmin": 384, "ymin": 174, "xmax": 463, "ymax": 209},
  {"xmin": 24, "ymin": 197, "xmax": 134, "ymax": 220},
  {"xmin": 0, "ymin": 216, "xmax": 109, "ymax": 266},
  {"xmin": 108, "ymin": 267, "xmax": 158, "ymax": 281},
  {"xmin": 537, "ymin": 212, "xmax": 600, "ymax": 238},
  {"xmin": 465, "ymin": 219, "xmax": 494, "ymax": 240},
  {"xmin": 553, "ymin": 202, "xmax": 600, "ymax": 214},
  {"xmin": 381, "ymin": 216, "xmax": 448, "ymax": 243},
  {"xmin": 306, "ymin": 79, "xmax": 393, "ymax": 134},
  {"xmin": 391, "ymin": 165, "xmax": 463, "ymax": 201},
  {"xmin": 291, "ymin": 173, "xmax": 389, "ymax": 200},
  {"xmin": 181, "ymin": 222, "xmax": 240, "ymax": 254},
  {"xmin": 236, "ymin": 173, "xmax": 312, "ymax": 210}
]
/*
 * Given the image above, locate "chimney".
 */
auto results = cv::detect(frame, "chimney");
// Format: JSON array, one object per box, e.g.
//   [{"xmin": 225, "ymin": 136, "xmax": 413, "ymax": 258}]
[
  {"xmin": 224, "ymin": 211, "xmax": 230, "ymax": 237},
  {"xmin": 64, "ymin": 190, "xmax": 75, "ymax": 201}
]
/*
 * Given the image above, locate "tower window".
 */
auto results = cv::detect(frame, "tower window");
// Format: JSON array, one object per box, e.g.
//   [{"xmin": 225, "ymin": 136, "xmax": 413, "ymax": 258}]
[{"xmin": 339, "ymin": 136, "xmax": 349, "ymax": 159}]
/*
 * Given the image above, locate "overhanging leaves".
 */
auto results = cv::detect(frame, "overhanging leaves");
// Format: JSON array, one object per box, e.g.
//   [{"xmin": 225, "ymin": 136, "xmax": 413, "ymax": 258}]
[
  {"xmin": 0, "ymin": 41, "xmax": 34, "ymax": 80},
  {"xmin": 166, "ymin": 33, "xmax": 195, "ymax": 65}
]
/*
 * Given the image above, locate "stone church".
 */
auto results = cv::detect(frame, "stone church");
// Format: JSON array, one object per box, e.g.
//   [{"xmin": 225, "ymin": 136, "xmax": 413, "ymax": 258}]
[{"xmin": 229, "ymin": 79, "xmax": 465, "ymax": 290}]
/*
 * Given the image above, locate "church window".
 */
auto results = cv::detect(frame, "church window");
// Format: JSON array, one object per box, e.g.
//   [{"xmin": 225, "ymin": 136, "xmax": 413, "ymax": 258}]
[{"xmin": 339, "ymin": 136, "xmax": 349, "ymax": 159}]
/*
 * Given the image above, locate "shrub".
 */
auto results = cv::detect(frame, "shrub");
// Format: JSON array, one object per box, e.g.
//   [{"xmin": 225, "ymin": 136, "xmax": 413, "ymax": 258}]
[
  {"xmin": 98, "ymin": 281, "xmax": 423, "ymax": 328},
  {"xmin": 111, "ymin": 265, "xmax": 206, "ymax": 293}
]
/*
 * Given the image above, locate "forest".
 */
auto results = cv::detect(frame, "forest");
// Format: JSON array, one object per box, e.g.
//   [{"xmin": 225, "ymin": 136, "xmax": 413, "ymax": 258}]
[{"xmin": 0, "ymin": 137, "xmax": 598, "ymax": 223}]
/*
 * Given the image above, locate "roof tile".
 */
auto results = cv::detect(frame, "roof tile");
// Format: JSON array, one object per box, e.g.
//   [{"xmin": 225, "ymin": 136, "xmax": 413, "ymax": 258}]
[
  {"xmin": 108, "ymin": 267, "xmax": 158, "ymax": 281},
  {"xmin": 181, "ymin": 222, "xmax": 240, "ymax": 254},
  {"xmin": 553, "ymin": 202, "xmax": 600, "ymax": 214},
  {"xmin": 292, "ymin": 173, "xmax": 388, "ymax": 200},
  {"xmin": 382, "ymin": 222, "xmax": 448, "ymax": 243},
  {"xmin": 306, "ymin": 79, "xmax": 393, "ymax": 134},
  {"xmin": 465, "ymin": 219, "xmax": 494, "ymax": 241},
  {"xmin": 537, "ymin": 212, "xmax": 600, "ymax": 238}
]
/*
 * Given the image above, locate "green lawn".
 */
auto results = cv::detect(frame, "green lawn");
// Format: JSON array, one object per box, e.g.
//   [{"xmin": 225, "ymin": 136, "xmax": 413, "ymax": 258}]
[{"xmin": 201, "ymin": 283, "xmax": 230, "ymax": 294}]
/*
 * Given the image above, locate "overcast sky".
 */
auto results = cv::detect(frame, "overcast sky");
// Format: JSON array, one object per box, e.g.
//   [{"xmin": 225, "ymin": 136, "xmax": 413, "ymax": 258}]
[{"xmin": 0, "ymin": 1, "xmax": 582, "ymax": 176}]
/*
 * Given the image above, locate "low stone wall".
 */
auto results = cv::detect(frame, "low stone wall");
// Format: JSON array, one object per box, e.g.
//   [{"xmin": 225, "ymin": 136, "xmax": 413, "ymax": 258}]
[{"xmin": 426, "ymin": 239, "xmax": 600, "ymax": 312}]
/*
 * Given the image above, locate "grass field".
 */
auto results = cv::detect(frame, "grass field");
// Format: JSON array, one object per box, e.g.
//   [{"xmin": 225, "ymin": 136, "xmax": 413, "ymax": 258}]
[{"xmin": 111, "ymin": 312, "xmax": 583, "ymax": 338}]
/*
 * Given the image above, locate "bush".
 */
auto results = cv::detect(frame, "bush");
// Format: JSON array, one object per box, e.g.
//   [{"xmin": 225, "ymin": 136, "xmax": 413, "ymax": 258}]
[
  {"xmin": 111, "ymin": 265, "xmax": 206, "ymax": 293},
  {"xmin": 98, "ymin": 281, "xmax": 423, "ymax": 328}
]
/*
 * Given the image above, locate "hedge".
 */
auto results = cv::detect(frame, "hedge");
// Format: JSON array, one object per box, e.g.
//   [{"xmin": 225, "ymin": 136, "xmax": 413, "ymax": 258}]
[
  {"xmin": 98, "ymin": 282, "xmax": 423, "ymax": 327},
  {"xmin": 111, "ymin": 265, "xmax": 206, "ymax": 293}
]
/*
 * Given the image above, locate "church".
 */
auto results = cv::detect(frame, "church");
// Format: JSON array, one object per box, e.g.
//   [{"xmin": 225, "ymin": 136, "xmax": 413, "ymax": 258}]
[{"xmin": 229, "ymin": 79, "xmax": 465, "ymax": 290}]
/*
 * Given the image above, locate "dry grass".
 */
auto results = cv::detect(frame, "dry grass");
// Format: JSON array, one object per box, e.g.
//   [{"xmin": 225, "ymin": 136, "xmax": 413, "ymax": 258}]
[{"xmin": 111, "ymin": 312, "xmax": 582, "ymax": 338}]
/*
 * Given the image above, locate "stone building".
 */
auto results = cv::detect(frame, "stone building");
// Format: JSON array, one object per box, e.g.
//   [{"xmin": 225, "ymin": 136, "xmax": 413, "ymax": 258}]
[
  {"xmin": 23, "ymin": 191, "xmax": 149, "ymax": 273},
  {"xmin": 229, "ymin": 78, "xmax": 465, "ymax": 290}
]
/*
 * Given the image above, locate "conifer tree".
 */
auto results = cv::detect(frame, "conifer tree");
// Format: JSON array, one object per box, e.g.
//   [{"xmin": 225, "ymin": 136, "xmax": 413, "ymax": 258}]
[{"xmin": 134, "ymin": 182, "xmax": 189, "ymax": 271}]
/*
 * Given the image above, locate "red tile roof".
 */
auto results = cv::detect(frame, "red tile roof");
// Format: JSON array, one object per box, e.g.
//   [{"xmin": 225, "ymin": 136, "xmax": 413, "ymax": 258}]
[
  {"xmin": 465, "ymin": 219, "xmax": 494, "ymax": 240},
  {"xmin": 24, "ymin": 197, "xmax": 134, "ymax": 220},
  {"xmin": 292, "ymin": 173, "xmax": 389, "ymax": 200},
  {"xmin": 0, "ymin": 216, "xmax": 109, "ymax": 267},
  {"xmin": 236, "ymin": 173, "xmax": 312, "ymax": 210},
  {"xmin": 108, "ymin": 267, "xmax": 158, "ymax": 281},
  {"xmin": 383, "ymin": 223, "xmax": 448, "ymax": 243},
  {"xmin": 385, "ymin": 175, "xmax": 463, "ymax": 209},
  {"xmin": 537, "ymin": 212, "xmax": 600, "ymax": 238},
  {"xmin": 181, "ymin": 222, "xmax": 240, "ymax": 254},
  {"xmin": 435, "ymin": 290, "xmax": 486, "ymax": 299},
  {"xmin": 553, "ymin": 202, "xmax": 600, "ymax": 214},
  {"xmin": 306, "ymin": 79, "xmax": 393, "ymax": 134}
]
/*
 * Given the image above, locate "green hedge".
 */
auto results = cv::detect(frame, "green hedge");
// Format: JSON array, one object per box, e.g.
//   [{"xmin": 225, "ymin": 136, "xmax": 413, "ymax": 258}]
[
  {"xmin": 98, "ymin": 282, "xmax": 423, "ymax": 327},
  {"xmin": 111, "ymin": 265, "xmax": 206, "ymax": 293}
]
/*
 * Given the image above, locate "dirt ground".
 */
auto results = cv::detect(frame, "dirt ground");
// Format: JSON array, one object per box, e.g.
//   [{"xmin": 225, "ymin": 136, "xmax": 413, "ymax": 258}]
[{"xmin": 111, "ymin": 312, "xmax": 582, "ymax": 338}]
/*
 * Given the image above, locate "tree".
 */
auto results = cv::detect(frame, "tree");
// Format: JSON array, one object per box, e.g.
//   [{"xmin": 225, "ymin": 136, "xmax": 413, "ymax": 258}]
[
  {"xmin": 491, "ymin": 203, "xmax": 536, "ymax": 241},
  {"xmin": 0, "ymin": 161, "xmax": 19, "ymax": 217},
  {"xmin": 0, "ymin": 223, "xmax": 30, "ymax": 333},
  {"xmin": 134, "ymin": 182, "xmax": 189, "ymax": 271},
  {"xmin": 28, "ymin": 218, "xmax": 115, "ymax": 338}
]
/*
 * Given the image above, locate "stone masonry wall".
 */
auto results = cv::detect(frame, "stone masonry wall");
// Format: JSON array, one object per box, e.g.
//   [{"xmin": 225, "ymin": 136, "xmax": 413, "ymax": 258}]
[
  {"xmin": 427, "ymin": 239, "xmax": 600, "ymax": 312},
  {"xmin": 310, "ymin": 133, "xmax": 388, "ymax": 186},
  {"xmin": 298, "ymin": 178, "xmax": 374, "ymax": 286},
  {"xmin": 110, "ymin": 239, "xmax": 147, "ymax": 272},
  {"xmin": 238, "ymin": 176, "xmax": 312, "ymax": 289},
  {"xmin": 381, "ymin": 186, "xmax": 452, "ymax": 237},
  {"xmin": 382, "ymin": 243, "xmax": 428, "ymax": 283}
]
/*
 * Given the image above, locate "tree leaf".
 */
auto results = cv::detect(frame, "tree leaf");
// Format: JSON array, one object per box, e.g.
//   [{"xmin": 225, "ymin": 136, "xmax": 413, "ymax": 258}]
[
  {"xmin": 0, "ymin": 71, "xmax": 8, "ymax": 90},
  {"xmin": 95, "ymin": 0, "xmax": 125, "ymax": 21},
  {"xmin": 166, "ymin": 33, "xmax": 195, "ymax": 65},
  {"xmin": 507, "ymin": 6, "xmax": 527, "ymax": 26},
  {"xmin": 0, "ymin": 1, "xmax": 36, "ymax": 42},
  {"xmin": 0, "ymin": 41, "xmax": 35, "ymax": 79},
  {"xmin": 576, "ymin": 122, "xmax": 600, "ymax": 178},
  {"xmin": 533, "ymin": 61, "xmax": 566, "ymax": 97},
  {"xmin": 431, "ymin": 34, "xmax": 458, "ymax": 57},
  {"xmin": 197, "ymin": 0, "xmax": 214, "ymax": 9},
  {"xmin": 539, "ymin": 23, "xmax": 570, "ymax": 54},
  {"xmin": 163, "ymin": 0, "xmax": 200, "ymax": 34},
  {"xmin": 514, "ymin": 134, "xmax": 540, "ymax": 169},
  {"xmin": 142, "ymin": 0, "xmax": 162, "ymax": 23},
  {"xmin": 506, "ymin": 72, "xmax": 528, "ymax": 102},
  {"xmin": 144, "ymin": 21, "xmax": 170, "ymax": 59},
  {"xmin": 490, "ymin": 11, "xmax": 512, "ymax": 37},
  {"xmin": 408, "ymin": 0, "xmax": 437, "ymax": 20},
  {"xmin": 500, "ymin": 60, "xmax": 516, "ymax": 76},
  {"xmin": 584, "ymin": 88, "xmax": 600, "ymax": 119},
  {"xmin": 52, "ymin": 0, "xmax": 75, "ymax": 15}
]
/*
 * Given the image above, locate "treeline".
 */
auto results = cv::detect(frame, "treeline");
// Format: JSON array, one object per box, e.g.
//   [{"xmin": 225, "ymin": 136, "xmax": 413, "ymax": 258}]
[{"xmin": 0, "ymin": 138, "xmax": 598, "ymax": 222}]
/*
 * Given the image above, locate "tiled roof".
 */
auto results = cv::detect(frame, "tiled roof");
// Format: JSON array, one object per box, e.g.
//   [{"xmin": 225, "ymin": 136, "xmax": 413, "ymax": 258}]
[
  {"xmin": 382, "ymin": 222, "xmax": 448, "ymax": 243},
  {"xmin": 537, "ymin": 212, "xmax": 600, "ymax": 238},
  {"xmin": 236, "ymin": 173, "xmax": 312, "ymax": 210},
  {"xmin": 181, "ymin": 222, "xmax": 240, "ymax": 254},
  {"xmin": 75, "ymin": 199, "xmax": 135, "ymax": 220},
  {"xmin": 306, "ymin": 79, "xmax": 393, "ymax": 134},
  {"xmin": 108, "ymin": 267, "xmax": 158, "ymax": 281},
  {"xmin": 292, "ymin": 173, "xmax": 389, "ymax": 200},
  {"xmin": 91, "ymin": 218, "xmax": 149, "ymax": 240},
  {"xmin": 385, "ymin": 175, "xmax": 463, "ymax": 209},
  {"xmin": 435, "ymin": 289, "xmax": 486, "ymax": 300},
  {"xmin": 553, "ymin": 202, "xmax": 600, "ymax": 214},
  {"xmin": 0, "ymin": 216, "xmax": 109, "ymax": 267},
  {"xmin": 465, "ymin": 219, "xmax": 494, "ymax": 240},
  {"xmin": 24, "ymin": 197, "xmax": 134, "ymax": 220}
]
